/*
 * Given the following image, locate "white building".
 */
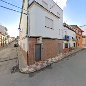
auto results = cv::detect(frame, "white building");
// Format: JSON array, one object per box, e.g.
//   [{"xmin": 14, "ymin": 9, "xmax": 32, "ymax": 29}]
[
  {"xmin": 0, "ymin": 25, "xmax": 8, "ymax": 47},
  {"xmin": 19, "ymin": 0, "xmax": 64, "ymax": 65},
  {"xmin": 63, "ymin": 23, "xmax": 76, "ymax": 52}
]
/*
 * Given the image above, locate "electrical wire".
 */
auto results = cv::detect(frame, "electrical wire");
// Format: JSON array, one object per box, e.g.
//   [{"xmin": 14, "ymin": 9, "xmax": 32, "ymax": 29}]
[
  {"xmin": 0, "ymin": 0, "xmax": 28, "ymax": 12},
  {"xmin": 0, "ymin": 5, "xmax": 28, "ymax": 15}
]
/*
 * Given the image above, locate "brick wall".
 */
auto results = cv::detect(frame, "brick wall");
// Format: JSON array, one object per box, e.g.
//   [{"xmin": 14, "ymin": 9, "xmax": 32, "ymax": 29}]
[
  {"xmin": 20, "ymin": 37, "xmax": 63, "ymax": 66},
  {"xmin": 27, "ymin": 37, "xmax": 63, "ymax": 65},
  {"xmin": 42, "ymin": 39, "xmax": 63, "ymax": 60},
  {"xmin": 28, "ymin": 38, "xmax": 37, "ymax": 65}
]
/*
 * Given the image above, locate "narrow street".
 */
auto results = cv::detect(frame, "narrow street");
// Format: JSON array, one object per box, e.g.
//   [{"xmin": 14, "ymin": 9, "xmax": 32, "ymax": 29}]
[
  {"xmin": 0, "ymin": 45, "xmax": 86, "ymax": 86},
  {"xmin": 0, "ymin": 42, "xmax": 18, "ymax": 75}
]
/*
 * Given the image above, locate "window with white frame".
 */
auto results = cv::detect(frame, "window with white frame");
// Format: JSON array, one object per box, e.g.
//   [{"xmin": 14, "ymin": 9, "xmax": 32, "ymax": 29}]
[
  {"xmin": 42, "ymin": 0, "xmax": 48, "ymax": 9},
  {"xmin": 45, "ymin": 17, "xmax": 53, "ymax": 29}
]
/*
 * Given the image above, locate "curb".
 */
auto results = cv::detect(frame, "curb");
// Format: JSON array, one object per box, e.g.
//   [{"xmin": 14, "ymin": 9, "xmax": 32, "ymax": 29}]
[{"xmin": 19, "ymin": 48, "xmax": 85, "ymax": 74}]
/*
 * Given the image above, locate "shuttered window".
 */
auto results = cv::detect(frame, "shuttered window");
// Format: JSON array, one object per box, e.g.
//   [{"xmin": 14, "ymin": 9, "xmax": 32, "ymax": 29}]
[{"xmin": 45, "ymin": 17, "xmax": 53, "ymax": 29}]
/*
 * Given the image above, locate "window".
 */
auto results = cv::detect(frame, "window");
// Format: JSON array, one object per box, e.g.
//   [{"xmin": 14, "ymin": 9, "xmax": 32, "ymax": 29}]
[
  {"xmin": 79, "ymin": 37, "xmax": 80, "ymax": 39},
  {"xmin": 42, "ymin": 0, "xmax": 48, "ymax": 9},
  {"xmin": 45, "ymin": 17, "xmax": 53, "ymax": 29},
  {"xmin": 65, "ymin": 43, "xmax": 68, "ymax": 48},
  {"xmin": 74, "ymin": 43, "xmax": 75, "ymax": 47},
  {"xmin": 78, "ymin": 43, "xmax": 79, "ymax": 46}
]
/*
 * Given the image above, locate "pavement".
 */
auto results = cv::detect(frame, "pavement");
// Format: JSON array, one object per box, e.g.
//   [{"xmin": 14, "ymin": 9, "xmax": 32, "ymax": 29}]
[{"xmin": 0, "ymin": 45, "xmax": 86, "ymax": 86}]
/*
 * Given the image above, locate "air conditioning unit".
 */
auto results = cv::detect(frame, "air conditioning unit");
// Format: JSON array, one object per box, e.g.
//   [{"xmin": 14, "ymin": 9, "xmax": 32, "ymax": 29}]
[{"xmin": 37, "ymin": 37, "xmax": 42, "ymax": 43}]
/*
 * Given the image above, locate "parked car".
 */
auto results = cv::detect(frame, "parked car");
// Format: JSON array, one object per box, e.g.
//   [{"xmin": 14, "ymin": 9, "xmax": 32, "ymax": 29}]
[{"xmin": 14, "ymin": 43, "xmax": 19, "ymax": 47}]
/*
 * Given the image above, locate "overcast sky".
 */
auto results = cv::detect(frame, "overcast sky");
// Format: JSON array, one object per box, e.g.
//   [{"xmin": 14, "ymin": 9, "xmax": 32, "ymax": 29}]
[{"xmin": 0, "ymin": 0, "xmax": 86, "ymax": 37}]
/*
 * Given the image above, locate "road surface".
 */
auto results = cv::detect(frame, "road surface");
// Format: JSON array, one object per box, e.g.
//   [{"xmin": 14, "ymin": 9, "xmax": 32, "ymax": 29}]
[
  {"xmin": 0, "ymin": 42, "xmax": 18, "ymax": 74},
  {"xmin": 0, "ymin": 46, "xmax": 86, "ymax": 86}
]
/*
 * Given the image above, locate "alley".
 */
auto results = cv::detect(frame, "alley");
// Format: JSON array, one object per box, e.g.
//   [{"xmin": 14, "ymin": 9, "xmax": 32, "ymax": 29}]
[
  {"xmin": 0, "ymin": 42, "xmax": 18, "ymax": 74},
  {"xmin": 0, "ymin": 48, "xmax": 86, "ymax": 86}
]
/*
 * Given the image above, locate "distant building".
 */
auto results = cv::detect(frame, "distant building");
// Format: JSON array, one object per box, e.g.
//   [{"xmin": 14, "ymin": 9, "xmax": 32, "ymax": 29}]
[
  {"xmin": 0, "ymin": 25, "xmax": 8, "ymax": 47},
  {"xmin": 80, "ymin": 26, "xmax": 86, "ymax": 36},
  {"xmin": 63, "ymin": 23, "xmax": 76, "ymax": 53},
  {"xmin": 8, "ymin": 36, "xmax": 15, "ymax": 43},
  {"xmin": 71, "ymin": 25, "xmax": 84, "ymax": 47},
  {"xmin": 82, "ymin": 35, "xmax": 86, "ymax": 47},
  {"xmin": 80, "ymin": 26, "xmax": 86, "ymax": 47}
]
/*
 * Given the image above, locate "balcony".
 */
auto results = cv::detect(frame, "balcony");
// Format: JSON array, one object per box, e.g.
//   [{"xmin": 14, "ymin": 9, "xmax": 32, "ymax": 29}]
[{"xmin": 64, "ymin": 35, "xmax": 70, "ymax": 41}]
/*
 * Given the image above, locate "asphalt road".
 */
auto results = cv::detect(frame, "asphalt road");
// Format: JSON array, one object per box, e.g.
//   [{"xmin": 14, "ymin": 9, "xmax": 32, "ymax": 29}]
[
  {"xmin": 0, "ymin": 42, "xmax": 18, "ymax": 75},
  {"xmin": 0, "ymin": 48, "xmax": 86, "ymax": 86}
]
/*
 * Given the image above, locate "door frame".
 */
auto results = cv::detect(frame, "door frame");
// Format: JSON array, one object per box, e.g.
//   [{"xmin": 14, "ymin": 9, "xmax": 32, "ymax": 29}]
[{"xmin": 35, "ymin": 43, "xmax": 42, "ymax": 61}]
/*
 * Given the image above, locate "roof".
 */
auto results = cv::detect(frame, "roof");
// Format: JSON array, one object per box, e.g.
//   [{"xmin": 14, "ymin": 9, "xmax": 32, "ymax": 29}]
[
  {"xmin": 52, "ymin": 0, "xmax": 63, "ymax": 11},
  {"xmin": 70, "ymin": 25, "xmax": 84, "ymax": 32},
  {"xmin": 82, "ymin": 35, "xmax": 86, "ymax": 38},
  {"xmin": 63, "ymin": 23, "xmax": 75, "ymax": 32}
]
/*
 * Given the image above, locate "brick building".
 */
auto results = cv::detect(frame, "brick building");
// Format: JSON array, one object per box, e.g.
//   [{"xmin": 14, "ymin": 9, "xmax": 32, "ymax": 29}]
[
  {"xmin": 82, "ymin": 35, "xmax": 86, "ymax": 47},
  {"xmin": 71, "ymin": 25, "xmax": 84, "ymax": 47}
]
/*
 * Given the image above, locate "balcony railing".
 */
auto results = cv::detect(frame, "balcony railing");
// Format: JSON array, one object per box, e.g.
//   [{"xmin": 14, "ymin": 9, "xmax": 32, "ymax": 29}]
[{"xmin": 64, "ymin": 35, "xmax": 70, "ymax": 41}]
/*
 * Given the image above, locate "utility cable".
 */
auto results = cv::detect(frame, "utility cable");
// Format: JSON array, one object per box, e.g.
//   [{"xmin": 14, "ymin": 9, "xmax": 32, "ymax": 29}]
[
  {"xmin": 0, "ymin": 5, "xmax": 28, "ymax": 15},
  {"xmin": 0, "ymin": 0, "xmax": 28, "ymax": 12}
]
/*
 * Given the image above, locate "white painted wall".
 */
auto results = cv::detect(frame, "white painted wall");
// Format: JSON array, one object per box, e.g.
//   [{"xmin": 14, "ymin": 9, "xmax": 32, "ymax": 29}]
[
  {"xmin": 19, "ymin": 0, "xmax": 28, "ymax": 52},
  {"xmin": 29, "ymin": 0, "xmax": 63, "ymax": 18},
  {"xmin": 28, "ymin": 1, "xmax": 63, "ymax": 39}
]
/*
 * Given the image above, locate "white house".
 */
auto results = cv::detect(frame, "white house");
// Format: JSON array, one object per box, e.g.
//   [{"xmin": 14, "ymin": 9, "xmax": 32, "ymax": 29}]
[
  {"xmin": 19, "ymin": 0, "xmax": 64, "ymax": 65},
  {"xmin": 0, "ymin": 25, "xmax": 8, "ymax": 47},
  {"xmin": 63, "ymin": 23, "xmax": 76, "ymax": 52}
]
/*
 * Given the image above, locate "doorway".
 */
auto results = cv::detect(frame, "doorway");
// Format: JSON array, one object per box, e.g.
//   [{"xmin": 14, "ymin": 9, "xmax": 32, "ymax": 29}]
[{"xmin": 35, "ymin": 44, "xmax": 41, "ymax": 61}]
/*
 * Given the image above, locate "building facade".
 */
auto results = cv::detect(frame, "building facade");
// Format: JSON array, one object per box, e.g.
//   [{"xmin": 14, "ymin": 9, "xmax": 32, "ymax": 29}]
[
  {"xmin": 82, "ymin": 35, "xmax": 86, "ymax": 47},
  {"xmin": 63, "ymin": 23, "xmax": 76, "ymax": 53},
  {"xmin": 19, "ymin": 0, "xmax": 64, "ymax": 65},
  {"xmin": 71, "ymin": 25, "xmax": 84, "ymax": 48},
  {"xmin": 80, "ymin": 26, "xmax": 86, "ymax": 47},
  {"xmin": 0, "ymin": 25, "xmax": 8, "ymax": 47}
]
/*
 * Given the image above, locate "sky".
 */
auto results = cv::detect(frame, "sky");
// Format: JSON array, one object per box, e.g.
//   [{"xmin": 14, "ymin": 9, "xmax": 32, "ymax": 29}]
[{"xmin": 0, "ymin": 0, "xmax": 86, "ymax": 37}]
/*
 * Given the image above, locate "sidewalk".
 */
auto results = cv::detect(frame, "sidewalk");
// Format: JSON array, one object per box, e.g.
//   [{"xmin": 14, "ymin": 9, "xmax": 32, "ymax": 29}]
[{"xmin": 19, "ymin": 48, "xmax": 85, "ymax": 74}]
